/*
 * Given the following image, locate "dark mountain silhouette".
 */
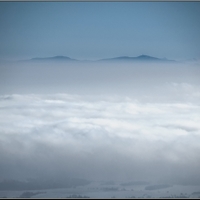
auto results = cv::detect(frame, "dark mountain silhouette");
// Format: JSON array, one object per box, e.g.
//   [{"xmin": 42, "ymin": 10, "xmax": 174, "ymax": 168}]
[
  {"xmin": 30, "ymin": 55, "xmax": 77, "ymax": 62},
  {"xmin": 18, "ymin": 55, "xmax": 176, "ymax": 63},
  {"xmin": 98, "ymin": 54, "xmax": 175, "ymax": 63}
]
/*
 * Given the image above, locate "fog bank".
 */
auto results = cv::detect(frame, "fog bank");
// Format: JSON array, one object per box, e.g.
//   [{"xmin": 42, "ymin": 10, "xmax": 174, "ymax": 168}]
[{"xmin": 0, "ymin": 61, "xmax": 200, "ymax": 187}]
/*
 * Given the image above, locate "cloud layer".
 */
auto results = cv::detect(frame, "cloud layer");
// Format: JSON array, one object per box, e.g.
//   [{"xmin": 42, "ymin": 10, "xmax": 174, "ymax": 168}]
[{"xmin": 0, "ymin": 90, "xmax": 200, "ymax": 185}]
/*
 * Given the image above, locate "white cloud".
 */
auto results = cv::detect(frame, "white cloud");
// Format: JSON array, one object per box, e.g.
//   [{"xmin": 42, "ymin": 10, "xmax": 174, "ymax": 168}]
[{"xmin": 0, "ymin": 88, "xmax": 200, "ymax": 184}]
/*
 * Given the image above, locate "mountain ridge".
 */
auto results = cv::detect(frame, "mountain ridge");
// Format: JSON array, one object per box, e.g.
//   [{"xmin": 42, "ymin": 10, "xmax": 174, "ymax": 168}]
[
  {"xmin": 30, "ymin": 55, "xmax": 77, "ymax": 62},
  {"xmin": 18, "ymin": 54, "xmax": 176, "ymax": 63},
  {"xmin": 98, "ymin": 54, "xmax": 175, "ymax": 62}
]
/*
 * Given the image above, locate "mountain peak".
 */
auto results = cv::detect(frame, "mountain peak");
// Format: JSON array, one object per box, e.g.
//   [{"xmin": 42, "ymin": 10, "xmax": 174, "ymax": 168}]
[
  {"xmin": 31, "ymin": 55, "xmax": 74, "ymax": 60},
  {"xmin": 51, "ymin": 56, "xmax": 71, "ymax": 59},
  {"xmin": 137, "ymin": 55, "xmax": 159, "ymax": 60},
  {"xmin": 98, "ymin": 54, "xmax": 175, "ymax": 63},
  {"xmin": 27, "ymin": 55, "xmax": 77, "ymax": 62}
]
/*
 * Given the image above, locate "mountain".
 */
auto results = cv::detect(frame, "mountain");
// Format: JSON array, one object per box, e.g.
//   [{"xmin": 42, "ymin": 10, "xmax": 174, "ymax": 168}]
[
  {"xmin": 18, "ymin": 55, "xmax": 176, "ymax": 64},
  {"xmin": 98, "ymin": 54, "xmax": 175, "ymax": 63},
  {"xmin": 30, "ymin": 55, "xmax": 77, "ymax": 62},
  {"xmin": 19, "ymin": 56, "xmax": 78, "ymax": 63}
]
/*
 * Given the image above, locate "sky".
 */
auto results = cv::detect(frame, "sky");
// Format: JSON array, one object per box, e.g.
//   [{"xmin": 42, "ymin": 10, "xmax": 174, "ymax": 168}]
[{"xmin": 0, "ymin": 2, "xmax": 200, "ymax": 61}]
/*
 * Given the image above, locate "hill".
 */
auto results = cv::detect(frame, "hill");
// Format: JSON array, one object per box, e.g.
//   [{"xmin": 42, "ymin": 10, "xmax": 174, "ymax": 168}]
[{"xmin": 98, "ymin": 54, "xmax": 175, "ymax": 63}]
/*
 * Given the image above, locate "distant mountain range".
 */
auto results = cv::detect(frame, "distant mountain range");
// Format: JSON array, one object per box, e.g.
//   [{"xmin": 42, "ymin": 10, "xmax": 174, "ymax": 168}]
[
  {"xmin": 20, "ymin": 55, "xmax": 176, "ymax": 63},
  {"xmin": 30, "ymin": 55, "xmax": 77, "ymax": 62},
  {"xmin": 99, "ymin": 54, "xmax": 175, "ymax": 63}
]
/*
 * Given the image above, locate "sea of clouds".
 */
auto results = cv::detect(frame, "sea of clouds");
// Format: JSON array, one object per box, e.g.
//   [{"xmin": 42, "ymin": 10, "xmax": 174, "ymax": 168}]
[
  {"xmin": 0, "ymin": 62, "xmax": 200, "ymax": 186},
  {"xmin": 0, "ymin": 84, "xmax": 200, "ymax": 184}
]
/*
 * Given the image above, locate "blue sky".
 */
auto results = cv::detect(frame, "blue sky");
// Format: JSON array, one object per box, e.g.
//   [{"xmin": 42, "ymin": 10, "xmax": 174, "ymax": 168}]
[{"xmin": 0, "ymin": 2, "xmax": 200, "ymax": 61}]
